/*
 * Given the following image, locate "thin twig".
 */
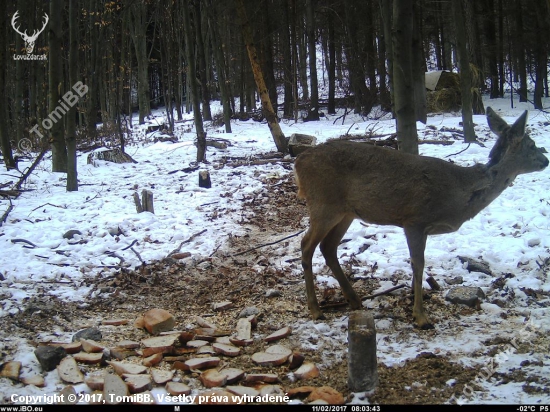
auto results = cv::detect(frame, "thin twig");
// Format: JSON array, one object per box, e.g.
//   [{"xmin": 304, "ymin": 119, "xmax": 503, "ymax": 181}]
[
  {"xmin": 0, "ymin": 199, "xmax": 13, "ymax": 227},
  {"xmin": 345, "ymin": 122, "xmax": 356, "ymax": 135},
  {"xmin": 232, "ymin": 230, "xmax": 304, "ymax": 257},
  {"xmin": 209, "ymin": 243, "xmax": 222, "ymax": 257},
  {"xmin": 168, "ymin": 229, "xmax": 208, "ymax": 256},
  {"xmin": 361, "ymin": 284, "xmax": 407, "ymax": 301},
  {"xmin": 130, "ymin": 247, "xmax": 144, "ymax": 263},
  {"xmin": 31, "ymin": 202, "xmax": 66, "ymax": 212},
  {"xmin": 445, "ymin": 143, "xmax": 471, "ymax": 158},
  {"xmin": 13, "ymin": 147, "xmax": 48, "ymax": 191},
  {"xmin": 121, "ymin": 239, "xmax": 138, "ymax": 251},
  {"xmin": 11, "ymin": 238, "xmax": 37, "ymax": 248}
]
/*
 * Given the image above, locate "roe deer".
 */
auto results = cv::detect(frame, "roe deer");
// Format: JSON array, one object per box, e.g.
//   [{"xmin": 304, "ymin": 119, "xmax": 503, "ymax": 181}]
[{"xmin": 294, "ymin": 108, "xmax": 548, "ymax": 329}]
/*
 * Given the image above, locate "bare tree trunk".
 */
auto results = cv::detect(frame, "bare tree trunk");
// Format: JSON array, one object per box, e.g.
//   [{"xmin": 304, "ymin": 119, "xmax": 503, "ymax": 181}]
[
  {"xmin": 514, "ymin": 0, "xmax": 527, "ymax": 102},
  {"xmin": 533, "ymin": 0, "xmax": 548, "ymax": 109},
  {"xmin": 412, "ymin": 3, "xmax": 426, "ymax": 124},
  {"xmin": 193, "ymin": 0, "xmax": 212, "ymax": 121},
  {"xmin": 305, "ymin": 0, "xmax": 319, "ymax": 120},
  {"xmin": 327, "ymin": 7, "xmax": 336, "ymax": 114},
  {"xmin": 480, "ymin": 0, "xmax": 499, "ymax": 99},
  {"xmin": 182, "ymin": 0, "xmax": 207, "ymax": 162},
  {"xmin": 85, "ymin": 0, "xmax": 98, "ymax": 140},
  {"xmin": 392, "ymin": 0, "xmax": 418, "ymax": 154},
  {"xmin": 206, "ymin": 0, "xmax": 232, "ymax": 132},
  {"xmin": 290, "ymin": 0, "xmax": 299, "ymax": 121},
  {"xmin": 15, "ymin": 8, "xmax": 24, "ymax": 148},
  {"xmin": 0, "ymin": 0, "xmax": 15, "ymax": 169},
  {"xmin": 281, "ymin": 0, "xmax": 294, "ymax": 117},
  {"xmin": 380, "ymin": 0, "xmax": 394, "ymax": 115},
  {"xmin": 129, "ymin": 0, "xmax": 151, "ymax": 124},
  {"xmin": 50, "ymin": 0, "xmax": 67, "ymax": 172},
  {"xmin": 236, "ymin": 0, "xmax": 287, "ymax": 154},
  {"xmin": 297, "ymin": 14, "xmax": 309, "ymax": 101},
  {"xmin": 66, "ymin": 0, "xmax": 79, "ymax": 191},
  {"xmin": 453, "ymin": 0, "xmax": 476, "ymax": 142}
]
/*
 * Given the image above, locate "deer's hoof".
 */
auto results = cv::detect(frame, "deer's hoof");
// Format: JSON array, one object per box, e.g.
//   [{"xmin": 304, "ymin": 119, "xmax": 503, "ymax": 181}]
[
  {"xmin": 310, "ymin": 309, "xmax": 326, "ymax": 321},
  {"xmin": 312, "ymin": 312, "xmax": 326, "ymax": 321},
  {"xmin": 348, "ymin": 297, "xmax": 362, "ymax": 310},
  {"xmin": 413, "ymin": 312, "xmax": 434, "ymax": 330}
]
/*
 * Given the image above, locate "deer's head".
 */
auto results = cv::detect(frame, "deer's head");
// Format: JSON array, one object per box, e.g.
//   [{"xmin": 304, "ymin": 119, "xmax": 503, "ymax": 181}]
[
  {"xmin": 487, "ymin": 107, "xmax": 549, "ymax": 174},
  {"xmin": 12, "ymin": 11, "xmax": 49, "ymax": 55}
]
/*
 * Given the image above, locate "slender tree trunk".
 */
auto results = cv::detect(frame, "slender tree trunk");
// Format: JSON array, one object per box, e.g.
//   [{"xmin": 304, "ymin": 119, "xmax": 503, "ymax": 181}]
[
  {"xmin": 515, "ymin": 0, "xmax": 527, "ymax": 102},
  {"xmin": 497, "ymin": 0, "xmax": 504, "ymax": 97},
  {"xmin": 290, "ymin": 0, "xmax": 299, "ymax": 121},
  {"xmin": 236, "ymin": 0, "xmax": 287, "ymax": 153},
  {"xmin": 0, "ymin": 1, "xmax": 15, "ymax": 169},
  {"xmin": 412, "ymin": 2, "xmax": 426, "ymax": 124},
  {"xmin": 193, "ymin": 0, "xmax": 212, "ymax": 121},
  {"xmin": 364, "ymin": 0, "xmax": 377, "ymax": 97},
  {"xmin": 129, "ymin": 0, "xmax": 151, "ymax": 124},
  {"xmin": 392, "ymin": 0, "xmax": 418, "ymax": 154},
  {"xmin": 15, "ymin": 30, "xmax": 24, "ymax": 147},
  {"xmin": 305, "ymin": 0, "xmax": 319, "ymax": 120},
  {"xmin": 85, "ymin": 0, "xmax": 98, "ymax": 139},
  {"xmin": 279, "ymin": 0, "xmax": 294, "ymax": 117},
  {"xmin": 297, "ymin": 15, "xmax": 309, "ymax": 100},
  {"xmin": 259, "ymin": 1, "xmax": 278, "ymax": 111},
  {"xmin": 533, "ymin": 0, "xmax": 548, "ymax": 109},
  {"xmin": 453, "ymin": 0, "xmax": 476, "ymax": 142},
  {"xmin": 440, "ymin": 1, "xmax": 452, "ymax": 69},
  {"xmin": 182, "ymin": 0, "xmax": 207, "ymax": 162},
  {"xmin": 327, "ymin": 8, "xmax": 336, "ymax": 114},
  {"xmin": 66, "ymin": 0, "xmax": 78, "ymax": 191},
  {"xmin": 206, "ymin": 0, "xmax": 232, "ymax": 132},
  {"xmin": 380, "ymin": 0, "xmax": 394, "ymax": 115},
  {"xmin": 281, "ymin": 0, "xmax": 294, "ymax": 117},
  {"xmin": 480, "ymin": 0, "xmax": 499, "ymax": 99},
  {"xmin": 50, "ymin": 0, "xmax": 67, "ymax": 172}
]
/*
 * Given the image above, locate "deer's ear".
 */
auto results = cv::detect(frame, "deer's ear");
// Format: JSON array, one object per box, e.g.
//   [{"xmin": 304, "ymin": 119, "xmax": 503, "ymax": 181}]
[
  {"xmin": 486, "ymin": 107, "xmax": 509, "ymax": 137},
  {"xmin": 509, "ymin": 110, "xmax": 528, "ymax": 142}
]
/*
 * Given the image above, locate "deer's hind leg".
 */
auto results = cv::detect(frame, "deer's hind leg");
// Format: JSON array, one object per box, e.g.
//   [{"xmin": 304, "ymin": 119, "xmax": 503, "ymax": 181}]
[
  {"xmin": 404, "ymin": 226, "xmax": 433, "ymax": 329},
  {"xmin": 319, "ymin": 215, "xmax": 362, "ymax": 310}
]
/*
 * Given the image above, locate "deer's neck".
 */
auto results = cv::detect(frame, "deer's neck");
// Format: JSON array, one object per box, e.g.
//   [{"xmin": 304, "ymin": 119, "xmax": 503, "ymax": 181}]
[{"xmin": 467, "ymin": 159, "xmax": 518, "ymax": 213}]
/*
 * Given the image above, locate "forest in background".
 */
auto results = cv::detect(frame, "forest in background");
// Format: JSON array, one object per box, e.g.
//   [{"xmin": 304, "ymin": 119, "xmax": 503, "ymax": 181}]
[{"xmin": 0, "ymin": 0, "xmax": 549, "ymax": 181}]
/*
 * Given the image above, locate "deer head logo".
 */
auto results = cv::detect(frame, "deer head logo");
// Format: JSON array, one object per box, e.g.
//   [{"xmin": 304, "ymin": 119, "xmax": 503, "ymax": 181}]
[{"xmin": 11, "ymin": 11, "xmax": 49, "ymax": 55}]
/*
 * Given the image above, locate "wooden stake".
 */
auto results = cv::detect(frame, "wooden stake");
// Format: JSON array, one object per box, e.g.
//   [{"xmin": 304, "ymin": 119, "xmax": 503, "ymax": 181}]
[
  {"xmin": 141, "ymin": 189, "xmax": 154, "ymax": 213},
  {"xmin": 199, "ymin": 170, "xmax": 211, "ymax": 188},
  {"xmin": 348, "ymin": 311, "xmax": 378, "ymax": 392}
]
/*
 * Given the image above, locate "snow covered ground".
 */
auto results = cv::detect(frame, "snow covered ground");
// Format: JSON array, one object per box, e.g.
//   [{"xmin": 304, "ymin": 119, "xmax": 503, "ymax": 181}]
[{"xmin": 1, "ymin": 95, "xmax": 549, "ymax": 404}]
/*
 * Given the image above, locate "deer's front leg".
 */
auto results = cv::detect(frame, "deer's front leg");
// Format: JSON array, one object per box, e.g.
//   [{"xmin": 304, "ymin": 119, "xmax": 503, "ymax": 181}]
[
  {"xmin": 404, "ymin": 227, "xmax": 433, "ymax": 330},
  {"xmin": 301, "ymin": 228, "xmax": 325, "ymax": 320}
]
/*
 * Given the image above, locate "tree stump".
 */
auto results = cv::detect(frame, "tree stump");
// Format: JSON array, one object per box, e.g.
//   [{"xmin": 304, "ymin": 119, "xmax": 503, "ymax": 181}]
[
  {"xmin": 87, "ymin": 148, "xmax": 137, "ymax": 166},
  {"xmin": 348, "ymin": 311, "xmax": 378, "ymax": 392},
  {"xmin": 199, "ymin": 170, "xmax": 211, "ymax": 188},
  {"xmin": 134, "ymin": 190, "xmax": 154, "ymax": 213},
  {"xmin": 288, "ymin": 134, "xmax": 316, "ymax": 157}
]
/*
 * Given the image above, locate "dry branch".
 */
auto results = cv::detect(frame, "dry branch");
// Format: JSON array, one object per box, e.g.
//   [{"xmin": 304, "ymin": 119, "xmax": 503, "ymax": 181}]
[
  {"xmin": 14, "ymin": 147, "xmax": 48, "ymax": 191},
  {"xmin": 167, "ymin": 229, "xmax": 207, "ymax": 257},
  {"xmin": 361, "ymin": 284, "xmax": 407, "ymax": 301},
  {"xmin": 11, "ymin": 238, "xmax": 38, "ymax": 249},
  {"xmin": 0, "ymin": 190, "xmax": 21, "ymax": 198},
  {"xmin": 0, "ymin": 200, "xmax": 14, "ymax": 227},
  {"xmin": 232, "ymin": 230, "xmax": 304, "ymax": 257}
]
